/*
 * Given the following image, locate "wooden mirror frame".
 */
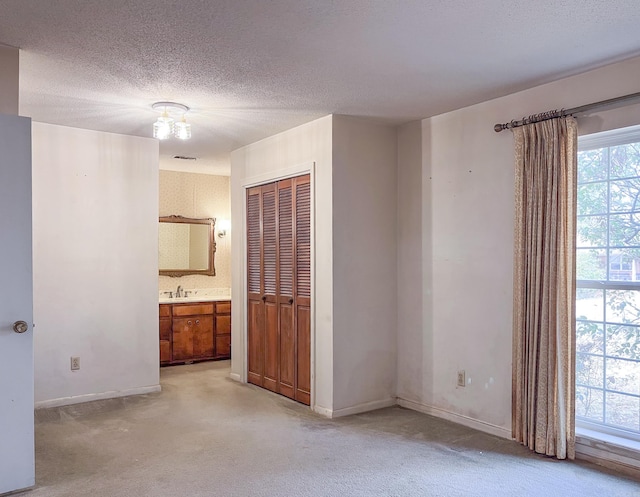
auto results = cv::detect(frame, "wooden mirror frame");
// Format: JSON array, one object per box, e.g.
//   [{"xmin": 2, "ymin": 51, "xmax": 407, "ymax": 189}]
[{"xmin": 159, "ymin": 215, "xmax": 216, "ymax": 277}]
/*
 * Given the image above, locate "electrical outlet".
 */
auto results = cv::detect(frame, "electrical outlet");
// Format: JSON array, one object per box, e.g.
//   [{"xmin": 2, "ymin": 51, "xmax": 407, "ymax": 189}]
[
  {"xmin": 457, "ymin": 370, "xmax": 466, "ymax": 387},
  {"xmin": 71, "ymin": 356, "xmax": 80, "ymax": 371}
]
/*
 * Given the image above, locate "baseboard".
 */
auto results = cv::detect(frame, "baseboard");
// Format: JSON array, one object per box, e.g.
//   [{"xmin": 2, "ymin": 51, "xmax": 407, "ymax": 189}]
[
  {"xmin": 397, "ymin": 397, "xmax": 512, "ymax": 439},
  {"xmin": 229, "ymin": 372, "xmax": 242, "ymax": 382},
  {"xmin": 576, "ymin": 433, "xmax": 640, "ymax": 479},
  {"xmin": 1, "ymin": 484, "xmax": 34, "ymax": 496},
  {"xmin": 331, "ymin": 398, "xmax": 397, "ymax": 418},
  {"xmin": 35, "ymin": 384, "xmax": 162, "ymax": 409},
  {"xmin": 313, "ymin": 405, "xmax": 333, "ymax": 418}
]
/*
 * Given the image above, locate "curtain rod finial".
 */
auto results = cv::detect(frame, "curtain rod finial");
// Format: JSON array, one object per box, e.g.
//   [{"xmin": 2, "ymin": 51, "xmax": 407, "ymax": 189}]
[{"xmin": 494, "ymin": 123, "xmax": 505, "ymax": 133}]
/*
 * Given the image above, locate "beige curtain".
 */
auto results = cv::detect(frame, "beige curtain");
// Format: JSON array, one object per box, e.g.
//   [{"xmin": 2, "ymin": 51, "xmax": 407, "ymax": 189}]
[{"xmin": 512, "ymin": 116, "xmax": 577, "ymax": 460}]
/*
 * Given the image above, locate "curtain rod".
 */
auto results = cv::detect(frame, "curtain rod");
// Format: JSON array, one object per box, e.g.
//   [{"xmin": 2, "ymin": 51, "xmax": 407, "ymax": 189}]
[{"xmin": 494, "ymin": 91, "xmax": 640, "ymax": 132}]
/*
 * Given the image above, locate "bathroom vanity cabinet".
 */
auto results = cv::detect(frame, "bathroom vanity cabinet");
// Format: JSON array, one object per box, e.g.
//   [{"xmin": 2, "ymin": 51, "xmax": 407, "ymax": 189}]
[{"xmin": 159, "ymin": 300, "xmax": 231, "ymax": 365}]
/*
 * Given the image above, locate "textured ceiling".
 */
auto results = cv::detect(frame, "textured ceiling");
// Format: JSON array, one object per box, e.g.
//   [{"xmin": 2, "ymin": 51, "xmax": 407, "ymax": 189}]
[{"xmin": 1, "ymin": 1, "xmax": 640, "ymax": 175}]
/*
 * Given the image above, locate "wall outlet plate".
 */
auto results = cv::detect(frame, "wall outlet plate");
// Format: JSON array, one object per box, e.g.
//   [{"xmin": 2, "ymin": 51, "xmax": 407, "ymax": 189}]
[
  {"xmin": 71, "ymin": 356, "xmax": 80, "ymax": 371},
  {"xmin": 457, "ymin": 370, "xmax": 465, "ymax": 387}
]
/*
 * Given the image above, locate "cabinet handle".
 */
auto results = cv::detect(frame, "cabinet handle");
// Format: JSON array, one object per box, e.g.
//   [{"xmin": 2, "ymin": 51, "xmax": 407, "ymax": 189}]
[
  {"xmin": 288, "ymin": 298, "xmax": 294, "ymax": 305},
  {"xmin": 262, "ymin": 295, "xmax": 267, "ymax": 301},
  {"xmin": 195, "ymin": 319, "xmax": 200, "ymax": 324},
  {"xmin": 188, "ymin": 320, "xmax": 192, "ymax": 325}
]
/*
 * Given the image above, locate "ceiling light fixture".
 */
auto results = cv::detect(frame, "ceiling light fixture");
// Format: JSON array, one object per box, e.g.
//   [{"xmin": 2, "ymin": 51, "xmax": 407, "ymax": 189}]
[{"xmin": 151, "ymin": 102, "xmax": 191, "ymax": 140}]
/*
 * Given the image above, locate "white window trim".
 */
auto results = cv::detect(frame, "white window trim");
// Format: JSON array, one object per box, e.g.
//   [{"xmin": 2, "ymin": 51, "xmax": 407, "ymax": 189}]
[{"xmin": 576, "ymin": 124, "xmax": 640, "ymax": 471}]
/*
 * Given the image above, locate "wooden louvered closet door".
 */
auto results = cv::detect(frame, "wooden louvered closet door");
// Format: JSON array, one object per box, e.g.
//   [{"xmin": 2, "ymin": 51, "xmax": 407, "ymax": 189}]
[
  {"xmin": 246, "ymin": 174, "xmax": 311, "ymax": 405},
  {"xmin": 293, "ymin": 176, "xmax": 311, "ymax": 404},
  {"xmin": 246, "ymin": 186, "xmax": 264, "ymax": 386}
]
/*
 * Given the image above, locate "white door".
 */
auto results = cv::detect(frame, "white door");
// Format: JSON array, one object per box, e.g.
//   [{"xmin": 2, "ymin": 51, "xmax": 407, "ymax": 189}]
[{"xmin": 0, "ymin": 114, "xmax": 34, "ymax": 494}]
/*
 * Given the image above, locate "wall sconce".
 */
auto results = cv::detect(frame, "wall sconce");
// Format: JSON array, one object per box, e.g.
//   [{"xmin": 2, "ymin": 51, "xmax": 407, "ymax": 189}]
[{"xmin": 218, "ymin": 219, "xmax": 231, "ymax": 238}]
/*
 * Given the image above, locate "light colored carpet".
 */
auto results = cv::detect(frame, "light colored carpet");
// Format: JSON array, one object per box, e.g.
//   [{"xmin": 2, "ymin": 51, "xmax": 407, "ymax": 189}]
[{"xmin": 21, "ymin": 361, "xmax": 640, "ymax": 496}]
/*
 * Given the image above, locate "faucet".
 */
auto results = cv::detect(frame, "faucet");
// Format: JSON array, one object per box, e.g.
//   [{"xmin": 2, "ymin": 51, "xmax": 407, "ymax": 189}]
[{"xmin": 176, "ymin": 285, "xmax": 183, "ymax": 298}]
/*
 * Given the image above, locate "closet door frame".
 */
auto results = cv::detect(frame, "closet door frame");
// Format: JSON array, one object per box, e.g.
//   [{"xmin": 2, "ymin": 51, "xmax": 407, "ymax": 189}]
[{"xmin": 240, "ymin": 162, "xmax": 316, "ymax": 408}]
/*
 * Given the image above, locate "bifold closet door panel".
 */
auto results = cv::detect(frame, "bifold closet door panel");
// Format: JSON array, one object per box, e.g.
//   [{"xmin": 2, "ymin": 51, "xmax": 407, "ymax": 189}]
[
  {"xmin": 263, "ymin": 302, "xmax": 278, "ymax": 391},
  {"xmin": 294, "ymin": 176, "xmax": 311, "ymax": 405},
  {"xmin": 295, "ymin": 307, "xmax": 311, "ymax": 404},
  {"xmin": 278, "ymin": 179, "xmax": 295, "ymax": 399},
  {"xmin": 247, "ymin": 187, "xmax": 264, "ymax": 386},
  {"xmin": 262, "ymin": 184, "xmax": 279, "ymax": 391},
  {"xmin": 247, "ymin": 300, "xmax": 264, "ymax": 386}
]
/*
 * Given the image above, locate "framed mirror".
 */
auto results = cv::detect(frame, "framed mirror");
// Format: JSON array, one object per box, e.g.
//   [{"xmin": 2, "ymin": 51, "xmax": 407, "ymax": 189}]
[{"xmin": 159, "ymin": 215, "xmax": 216, "ymax": 277}]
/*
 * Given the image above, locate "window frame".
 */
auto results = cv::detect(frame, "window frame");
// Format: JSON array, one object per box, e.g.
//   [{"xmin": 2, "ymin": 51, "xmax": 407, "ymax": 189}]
[{"xmin": 576, "ymin": 124, "xmax": 640, "ymax": 443}]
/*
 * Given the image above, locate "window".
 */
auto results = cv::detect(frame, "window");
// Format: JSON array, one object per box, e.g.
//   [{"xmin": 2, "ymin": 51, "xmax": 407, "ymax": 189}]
[{"xmin": 576, "ymin": 125, "xmax": 640, "ymax": 441}]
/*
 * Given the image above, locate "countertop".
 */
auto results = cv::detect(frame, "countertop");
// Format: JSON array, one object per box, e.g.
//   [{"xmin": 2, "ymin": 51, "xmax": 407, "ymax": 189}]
[{"xmin": 159, "ymin": 295, "xmax": 231, "ymax": 304}]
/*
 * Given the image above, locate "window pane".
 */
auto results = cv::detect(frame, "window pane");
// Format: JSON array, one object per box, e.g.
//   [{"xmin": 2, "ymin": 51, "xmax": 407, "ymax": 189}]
[
  {"xmin": 608, "ymin": 248, "xmax": 640, "ymax": 282},
  {"xmin": 578, "ymin": 182, "xmax": 608, "ymax": 215},
  {"xmin": 576, "ymin": 386, "xmax": 603, "ymax": 422},
  {"xmin": 610, "ymin": 143, "xmax": 640, "ymax": 179},
  {"xmin": 576, "ymin": 321, "xmax": 604, "ymax": 355},
  {"xmin": 606, "ymin": 325, "xmax": 640, "ymax": 360},
  {"xmin": 577, "ymin": 215, "xmax": 607, "ymax": 247},
  {"xmin": 605, "ymin": 392, "xmax": 640, "ymax": 431},
  {"xmin": 606, "ymin": 290, "xmax": 640, "ymax": 325},
  {"xmin": 577, "ymin": 249, "xmax": 606, "ymax": 280},
  {"xmin": 605, "ymin": 357, "xmax": 640, "ymax": 395},
  {"xmin": 610, "ymin": 177, "xmax": 640, "ymax": 213},
  {"xmin": 578, "ymin": 148, "xmax": 608, "ymax": 183},
  {"xmin": 609, "ymin": 213, "xmax": 640, "ymax": 246},
  {"xmin": 577, "ymin": 353, "xmax": 603, "ymax": 388},
  {"xmin": 577, "ymin": 288, "xmax": 604, "ymax": 321}
]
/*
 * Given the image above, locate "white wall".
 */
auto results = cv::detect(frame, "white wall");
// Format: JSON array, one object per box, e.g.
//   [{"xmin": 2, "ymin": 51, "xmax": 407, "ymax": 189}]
[
  {"xmin": 230, "ymin": 115, "xmax": 334, "ymax": 413},
  {"xmin": 32, "ymin": 123, "xmax": 160, "ymax": 407},
  {"xmin": 396, "ymin": 120, "xmax": 429, "ymax": 402},
  {"xmin": 0, "ymin": 44, "xmax": 18, "ymax": 115},
  {"xmin": 397, "ymin": 55, "xmax": 640, "ymax": 437},
  {"xmin": 332, "ymin": 116, "xmax": 398, "ymax": 414}
]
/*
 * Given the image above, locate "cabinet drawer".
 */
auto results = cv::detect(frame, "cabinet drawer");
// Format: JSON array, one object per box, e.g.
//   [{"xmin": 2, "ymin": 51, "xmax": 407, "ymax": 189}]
[
  {"xmin": 173, "ymin": 303, "xmax": 214, "ymax": 316},
  {"xmin": 216, "ymin": 301, "xmax": 231, "ymax": 314},
  {"xmin": 159, "ymin": 304, "xmax": 171, "ymax": 317}
]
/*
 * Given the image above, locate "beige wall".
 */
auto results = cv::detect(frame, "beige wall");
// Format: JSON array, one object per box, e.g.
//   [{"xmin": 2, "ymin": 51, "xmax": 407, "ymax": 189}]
[{"xmin": 159, "ymin": 170, "xmax": 231, "ymax": 291}]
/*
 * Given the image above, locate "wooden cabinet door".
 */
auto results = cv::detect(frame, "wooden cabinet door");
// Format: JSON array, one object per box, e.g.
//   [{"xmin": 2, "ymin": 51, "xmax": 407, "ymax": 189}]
[
  {"xmin": 172, "ymin": 317, "xmax": 194, "ymax": 361},
  {"xmin": 214, "ymin": 313, "xmax": 230, "ymax": 356},
  {"xmin": 192, "ymin": 315, "xmax": 214, "ymax": 359},
  {"xmin": 215, "ymin": 314, "xmax": 231, "ymax": 334},
  {"xmin": 159, "ymin": 305, "xmax": 172, "ymax": 365},
  {"xmin": 216, "ymin": 335, "xmax": 231, "ymax": 358},
  {"xmin": 160, "ymin": 341, "xmax": 171, "ymax": 364}
]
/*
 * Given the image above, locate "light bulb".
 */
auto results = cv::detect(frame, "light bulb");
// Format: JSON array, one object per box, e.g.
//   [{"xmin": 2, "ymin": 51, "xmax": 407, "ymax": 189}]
[
  {"xmin": 174, "ymin": 116, "xmax": 191, "ymax": 140},
  {"xmin": 153, "ymin": 112, "xmax": 174, "ymax": 140}
]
